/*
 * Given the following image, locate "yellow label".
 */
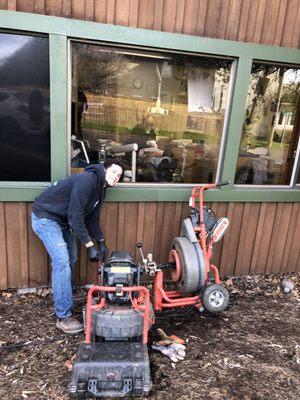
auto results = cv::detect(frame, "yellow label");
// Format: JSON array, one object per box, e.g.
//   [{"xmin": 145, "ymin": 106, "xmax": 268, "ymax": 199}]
[{"xmin": 110, "ymin": 266, "xmax": 131, "ymax": 273}]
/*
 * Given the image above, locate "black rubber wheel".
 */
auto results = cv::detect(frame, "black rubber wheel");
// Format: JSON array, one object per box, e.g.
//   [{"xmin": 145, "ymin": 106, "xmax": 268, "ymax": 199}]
[
  {"xmin": 202, "ymin": 284, "xmax": 229, "ymax": 314},
  {"xmin": 173, "ymin": 237, "xmax": 200, "ymax": 294},
  {"xmin": 92, "ymin": 303, "xmax": 154, "ymax": 340}
]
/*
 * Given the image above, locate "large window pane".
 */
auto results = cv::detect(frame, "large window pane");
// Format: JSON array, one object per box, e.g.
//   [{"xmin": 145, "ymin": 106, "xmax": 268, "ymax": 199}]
[
  {"xmin": 71, "ymin": 43, "xmax": 232, "ymax": 183},
  {"xmin": 235, "ymin": 62, "xmax": 300, "ymax": 185},
  {"xmin": 0, "ymin": 33, "xmax": 50, "ymax": 182}
]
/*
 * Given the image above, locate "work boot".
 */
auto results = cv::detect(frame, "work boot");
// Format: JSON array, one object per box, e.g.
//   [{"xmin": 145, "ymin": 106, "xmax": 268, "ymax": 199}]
[{"xmin": 56, "ymin": 316, "xmax": 83, "ymax": 334}]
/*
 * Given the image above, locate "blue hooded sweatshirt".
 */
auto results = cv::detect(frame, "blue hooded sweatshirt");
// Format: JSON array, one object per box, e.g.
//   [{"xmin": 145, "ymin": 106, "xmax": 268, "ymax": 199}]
[{"xmin": 32, "ymin": 164, "xmax": 106, "ymax": 244}]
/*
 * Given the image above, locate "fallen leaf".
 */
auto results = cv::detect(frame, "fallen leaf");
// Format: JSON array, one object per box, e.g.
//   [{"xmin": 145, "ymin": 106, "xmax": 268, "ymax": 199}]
[
  {"xmin": 225, "ymin": 278, "xmax": 233, "ymax": 287},
  {"xmin": 65, "ymin": 354, "xmax": 76, "ymax": 372},
  {"xmin": 41, "ymin": 288, "xmax": 52, "ymax": 298},
  {"xmin": 1, "ymin": 292, "xmax": 12, "ymax": 298}
]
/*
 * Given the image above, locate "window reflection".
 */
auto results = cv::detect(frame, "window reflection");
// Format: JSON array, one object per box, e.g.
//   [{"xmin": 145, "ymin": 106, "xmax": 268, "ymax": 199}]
[
  {"xmin": 71, "ymin": 43, "xmax": 232, "ymax": 183},
  {"xmin": 235, "ymin": 62, "xmax": 300, "ymax": 185},
  {"xmin": 0, "ymin": 33, "xmax": 50, "ymax": 182}
]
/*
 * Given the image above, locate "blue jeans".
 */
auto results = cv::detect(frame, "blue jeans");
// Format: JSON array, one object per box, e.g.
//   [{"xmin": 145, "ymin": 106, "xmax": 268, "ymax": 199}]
[{"xmin": 31, "ymin": 212, "xmax": 77, "ymax": 319}]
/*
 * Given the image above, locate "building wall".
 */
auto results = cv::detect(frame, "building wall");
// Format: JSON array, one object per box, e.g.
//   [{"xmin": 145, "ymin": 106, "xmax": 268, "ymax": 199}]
[
  {"xmin": 1, "ymin": 0, "xmax": 299, "ymax": 49},
  {"xmin": 0, "ymin": 201, "xmax": 299, "ymax": 289},
  {"xmin": 0, "ymin": 1, "xmax": 300, "ymax": 288}
]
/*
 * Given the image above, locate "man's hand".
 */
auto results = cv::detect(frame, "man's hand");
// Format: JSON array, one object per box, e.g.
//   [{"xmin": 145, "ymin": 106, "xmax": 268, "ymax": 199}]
[
  {"xmin": 87, "ymin": 245, "xmax": 100, "ymax": 262},
  {"xmin": 86, "ymin": 239, "xmax": 109, "ymax": 263},
  {"xmin": 98, "ymin": 239, "xmax": 109, "ymax": 262}
]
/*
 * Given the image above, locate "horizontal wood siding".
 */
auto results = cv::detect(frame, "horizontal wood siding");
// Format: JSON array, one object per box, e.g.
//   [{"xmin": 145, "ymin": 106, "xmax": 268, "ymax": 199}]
[
  {"xmin": 0, "ymin": 0, "xmax": 298, "ymax": 48},
  {"xmin": 0, "ymin": 201, "xmax": 299, "ymax": 289}
]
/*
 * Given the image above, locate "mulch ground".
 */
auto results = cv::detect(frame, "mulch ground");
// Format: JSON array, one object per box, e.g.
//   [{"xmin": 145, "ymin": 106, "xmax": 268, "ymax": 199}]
[{"xmin": 0, "ymin": 274, "xmax": 299, "ymax": 400}]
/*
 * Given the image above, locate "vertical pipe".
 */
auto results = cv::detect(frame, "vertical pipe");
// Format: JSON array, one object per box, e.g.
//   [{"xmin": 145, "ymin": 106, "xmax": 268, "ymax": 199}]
[{"xmin": 132, "ymin": 150, "xmax": 136, "ymax": 182}]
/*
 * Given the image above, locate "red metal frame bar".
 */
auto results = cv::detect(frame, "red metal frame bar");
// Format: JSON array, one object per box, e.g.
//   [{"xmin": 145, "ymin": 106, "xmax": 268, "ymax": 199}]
[
  {"xmin": 153, "ymin": 183, "xmax": 224, "ymax": 311},
  {"xmin": 85, "ymin": 285, "xmax": 151, "ymax": 344},
  {"xmin": 210, "ymin": 264, "xmax": 220, "ymax": 284},
  {"xmin": 191, "ymin": 183, "xmax": 220, "ymax": 282},
  {"xmin": 153, "ymin": 270, "xmax": 202, "ymax": 311}
]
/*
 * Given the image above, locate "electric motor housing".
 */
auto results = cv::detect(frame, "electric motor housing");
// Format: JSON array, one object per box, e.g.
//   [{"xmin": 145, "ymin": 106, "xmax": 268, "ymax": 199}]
[
  {"xmin": 104, "ymin": 251, "xmax": 141, "ymax": 304},
  {"xmin": 190, "ymin": 206, "xmax": 218, "ymax": 234}
]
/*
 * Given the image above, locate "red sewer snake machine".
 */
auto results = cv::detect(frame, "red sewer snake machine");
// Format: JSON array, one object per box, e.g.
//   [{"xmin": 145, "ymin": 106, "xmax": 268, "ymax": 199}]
[{"xmin": 69, "ymin": 182, "xmax": 230, "ymax": 398}]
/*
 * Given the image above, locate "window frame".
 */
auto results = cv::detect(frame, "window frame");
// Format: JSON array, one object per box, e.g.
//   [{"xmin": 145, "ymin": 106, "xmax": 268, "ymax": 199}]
[{"xmin": 0, "ymin": 10, "xmax": 300, "ymax": 202}]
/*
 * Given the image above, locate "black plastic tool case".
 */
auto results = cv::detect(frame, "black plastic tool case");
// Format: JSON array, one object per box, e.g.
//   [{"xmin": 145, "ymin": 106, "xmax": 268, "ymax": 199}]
[{"xmin": 69, "ymin": 342, "xmax": 152, "ymax": 398}]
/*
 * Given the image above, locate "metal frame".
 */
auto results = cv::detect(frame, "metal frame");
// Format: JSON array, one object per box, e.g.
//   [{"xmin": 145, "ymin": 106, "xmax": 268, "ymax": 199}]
[
  {"xmin": 291, "ymin": 128, "xmax": 300, "ymax": 187},
  {"xmin": 0, "ymin": 10, "xmax": 300, "ymax": 202},
  {"xmin": 215, "ymin": 60, "xmax": 237, "ymax": 184},
  {"xmin": 85, "ymin": 285, "xmax": 151, "ymax": 344}
]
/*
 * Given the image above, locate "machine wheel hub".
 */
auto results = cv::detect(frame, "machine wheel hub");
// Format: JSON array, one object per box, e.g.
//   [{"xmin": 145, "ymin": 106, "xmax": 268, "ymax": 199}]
[{"xmin": 208, "ymin": 290, "xmax": 225, "ymax": 307}]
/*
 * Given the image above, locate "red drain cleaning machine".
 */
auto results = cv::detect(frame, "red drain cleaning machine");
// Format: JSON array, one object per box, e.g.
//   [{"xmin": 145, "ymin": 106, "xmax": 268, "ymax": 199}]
[{"xmin": 70, "ymin": 182, "xmax": 230, "ymax": 398}]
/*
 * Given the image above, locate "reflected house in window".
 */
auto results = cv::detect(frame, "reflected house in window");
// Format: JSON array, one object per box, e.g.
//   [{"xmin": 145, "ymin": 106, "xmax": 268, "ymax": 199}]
[
  {"xmin": 0, "ymin": 33, "xmax": 50, "ymax": 182},
  {"xmin": 71, "ymin": 43, "xmax": 232, "ymax": 184},
  {"xmin": 235, "ymin": 63, "xmax": 300, "ymax": 185}
]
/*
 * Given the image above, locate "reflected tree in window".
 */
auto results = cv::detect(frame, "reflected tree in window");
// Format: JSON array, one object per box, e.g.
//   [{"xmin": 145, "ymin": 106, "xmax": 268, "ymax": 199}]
[{"xmin": 236, "ymin": 63, "xmax": 300, "ymax": 185}]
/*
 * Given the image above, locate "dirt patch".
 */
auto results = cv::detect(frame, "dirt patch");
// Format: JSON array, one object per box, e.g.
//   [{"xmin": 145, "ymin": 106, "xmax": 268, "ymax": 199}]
[{"xmin": 0, "ymin": 274, "xmax": 299, "ymax": 400}]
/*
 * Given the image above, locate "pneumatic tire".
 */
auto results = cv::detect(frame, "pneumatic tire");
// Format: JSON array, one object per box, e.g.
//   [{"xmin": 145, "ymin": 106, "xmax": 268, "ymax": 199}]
[
  {"xmin": 202, "ymin": 284, "xmax": 229, "ymax": 314},
  {"xmin": 93, "ymin": 303, "xmax": 154, "ymax": 340}
]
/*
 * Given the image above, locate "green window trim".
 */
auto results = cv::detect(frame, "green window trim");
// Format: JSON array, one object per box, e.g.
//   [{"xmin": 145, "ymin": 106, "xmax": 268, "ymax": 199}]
[
  {"xmin": 0, "ymin": 186, "xmax": 299, "ymax": 202},
  {"xmin": 50, "ymin": 34, "xmax": 68, "ymax": 182},
  {"xmin": 0, "ymin": 10, "xmax": 300, "ymax": 203}
]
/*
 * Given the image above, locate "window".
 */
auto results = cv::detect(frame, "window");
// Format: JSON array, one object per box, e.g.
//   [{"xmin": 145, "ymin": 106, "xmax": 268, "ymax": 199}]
[
  {"xmin": 235, "ymin": 62, "xmax": 300, "ymax": 186},
  {"xmin": 0, "ymin": 33, "xmax": 50, "ymax": 182},
  {"xmin": 71, "ymin": 42, "xmax": 233, "ymax": 184}
]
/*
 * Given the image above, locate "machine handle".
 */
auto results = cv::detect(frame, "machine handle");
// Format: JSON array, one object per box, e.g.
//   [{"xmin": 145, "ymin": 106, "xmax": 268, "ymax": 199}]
[
  {"xmin": 87, "ymin": 378, "xmax": 133, "ymax": 397},
  {"xmin": 110, "ymin": 143, "xmax": 138, "ymax": 153},
  {"xmin": 136, "ymin": 242, "xmax": 147, "ymax": 265}
]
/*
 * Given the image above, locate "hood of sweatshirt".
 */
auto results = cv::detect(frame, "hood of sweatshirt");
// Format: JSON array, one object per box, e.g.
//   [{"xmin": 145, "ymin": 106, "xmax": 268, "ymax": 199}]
[{"xmin": 84, "ymin": 163, "xmax": 105, "ymax": 188}]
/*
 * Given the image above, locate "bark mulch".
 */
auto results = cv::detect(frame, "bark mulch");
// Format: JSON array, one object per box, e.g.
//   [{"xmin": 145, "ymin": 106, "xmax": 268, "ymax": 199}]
[{"xmin": 0, "ymin": 274, "xmax": 299, "ymax": 400}]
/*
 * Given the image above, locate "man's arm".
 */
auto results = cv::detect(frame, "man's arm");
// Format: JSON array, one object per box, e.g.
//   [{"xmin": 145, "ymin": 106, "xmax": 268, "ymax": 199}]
[
  {"xmin": 86, "ymin": 205, "xmax": 109, "ymax": 262},
  {"xmin": 85, "ymin": 206, "xmax": 104, "ymax": 243},
  {"xmin": 68, "ymin": 175, "xmax": 95, "ymax": 245}
]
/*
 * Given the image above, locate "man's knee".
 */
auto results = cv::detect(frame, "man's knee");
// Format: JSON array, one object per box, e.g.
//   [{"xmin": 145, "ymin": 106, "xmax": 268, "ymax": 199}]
[{"xmin": 51, "ymin": 243, "xmax": 72, "ymax": 271}]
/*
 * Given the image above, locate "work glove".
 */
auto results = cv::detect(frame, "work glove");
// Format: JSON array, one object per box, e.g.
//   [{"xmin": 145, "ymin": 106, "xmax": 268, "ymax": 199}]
[
  {"xmin": 155, "ymin": 328, "xmax": 185, "ymax": 346},
  {"xmin": 151, "ymin": 343, "xmax": 186, "ymax": 363},
  {"xmin": 97, "ymin": 239, "xmax": 109, "ymax": 262},
  {"xmin": 87, "ymin": 245, "xmax": 100, "ymax": 262}
]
